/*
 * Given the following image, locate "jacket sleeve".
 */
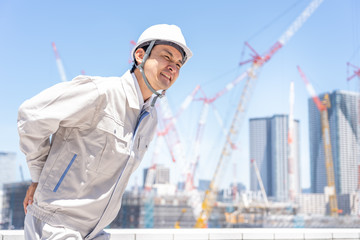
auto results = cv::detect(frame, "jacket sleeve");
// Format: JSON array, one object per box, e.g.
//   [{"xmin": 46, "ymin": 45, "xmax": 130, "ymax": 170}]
[{"xmin": 17, "ymin": 76, "xmax": 101, "ymax": 182}]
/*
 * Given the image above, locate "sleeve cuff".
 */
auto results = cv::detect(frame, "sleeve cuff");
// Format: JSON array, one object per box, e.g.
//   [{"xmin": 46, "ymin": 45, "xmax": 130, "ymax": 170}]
[{"xmin": 29, "ymin": 167, "xmax": 42, "ymax": 183}]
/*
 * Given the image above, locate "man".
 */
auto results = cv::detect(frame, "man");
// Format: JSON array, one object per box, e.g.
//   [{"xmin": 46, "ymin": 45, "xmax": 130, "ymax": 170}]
[{"xmin": 18, "ymin": 24, "xmax": 192, "ymax": 240}]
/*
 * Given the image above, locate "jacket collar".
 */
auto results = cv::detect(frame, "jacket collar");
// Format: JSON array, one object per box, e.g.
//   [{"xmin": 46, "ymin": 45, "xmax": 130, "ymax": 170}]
[
  {"xmin": 122, "ymin": 70, "xmax": 155, "ymax": 111},
  {"xmin": 121, "ymin": 70, "xmax": 142, "ymax": 110}
]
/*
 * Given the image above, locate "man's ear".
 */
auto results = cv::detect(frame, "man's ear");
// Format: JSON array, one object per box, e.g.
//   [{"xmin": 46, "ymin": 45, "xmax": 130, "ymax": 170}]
[{"xmin": 134, "ymin": 48, "xmax": 145, "ymax": 65}]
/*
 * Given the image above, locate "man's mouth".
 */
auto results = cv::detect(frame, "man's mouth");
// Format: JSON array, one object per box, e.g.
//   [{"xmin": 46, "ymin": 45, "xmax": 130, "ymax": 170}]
[{"xmin": 161, "ymin": 72, "xmax": 171, "ymax": 81}]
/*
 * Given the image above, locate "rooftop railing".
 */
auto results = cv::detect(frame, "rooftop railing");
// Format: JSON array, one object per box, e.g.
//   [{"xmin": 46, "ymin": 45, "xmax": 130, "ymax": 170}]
[{"xmin": 1, "ymin": 228, "xmax": 360, "ymax": 240}]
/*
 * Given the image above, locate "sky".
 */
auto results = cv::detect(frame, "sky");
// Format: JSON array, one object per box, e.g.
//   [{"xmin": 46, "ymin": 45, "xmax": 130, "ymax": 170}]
[{"xmin": 0, "ymin": 0, "xmax": 359, "ymax": 191}]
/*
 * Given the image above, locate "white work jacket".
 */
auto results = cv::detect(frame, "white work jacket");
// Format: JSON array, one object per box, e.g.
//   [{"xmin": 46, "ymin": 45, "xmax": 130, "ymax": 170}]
[{"xmin": 17, "ymin": 70, "xmax": 157, "ymax": 239}]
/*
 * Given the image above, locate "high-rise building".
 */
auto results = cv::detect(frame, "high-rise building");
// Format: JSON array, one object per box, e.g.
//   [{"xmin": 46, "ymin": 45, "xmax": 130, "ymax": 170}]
[
  {"xmin": 143, "ymin": 168, "xmax": 150, "ymax": 188},
  {"xmin": 0, "ymin": 152, "xmax": 17, "ymax": 187},
  {"xmin": 309, "ymin": 90, "xmax": 360, "ymax": 195},
  {"xmin": 1, "ymin": 181, "xmax": 31, "ymax": 229},
  {"xmin": 249, "ymin": 117, "xmax": 272, "ymax": 196},
  {"xmin": 155, "ymin": 165, "xmax": 170, "ymax": 184},
  {"xmin": 296, "ymin": 193, "xmax": 327, "ymax": 215},
  {"xmin": 249, "ymin": 115, "xmax": 300, "ymax": 202},
  {"xmin": 198, "ymin": 179, "xmax": 211, "ymax": 191},
  {"xmin": 143, "ymin": 165, "xmax": 170, "ymax": 188},
  {"xmin": 0, "ymin": 152, "xmax": 17, "ymax": 226}
]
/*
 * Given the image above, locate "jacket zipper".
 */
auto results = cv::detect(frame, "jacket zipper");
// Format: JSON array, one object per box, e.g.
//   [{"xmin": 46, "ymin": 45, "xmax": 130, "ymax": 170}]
[
  {"xmin": 132, "ymin": 109, "xmax": 149, "ymax": 150},
  {"xmin": 53, "ymin": 154, "xmax": 77, "ymax": 192},
  {"xmin": 134, "ymin": 109, "xmax": 149, "ymax": 137},
  {"xmin": 86, "ymin": 109, "xmax": 150, "ymax": 239}
]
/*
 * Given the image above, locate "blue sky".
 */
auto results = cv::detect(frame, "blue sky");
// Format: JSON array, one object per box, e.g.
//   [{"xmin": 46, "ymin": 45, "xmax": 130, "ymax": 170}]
[{"xmin": 1, "ymin": 0, "xmax": 359, "ymax": 190}]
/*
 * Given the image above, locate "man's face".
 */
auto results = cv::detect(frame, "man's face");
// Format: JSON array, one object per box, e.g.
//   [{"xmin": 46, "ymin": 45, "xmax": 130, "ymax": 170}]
[{"xmin": 142, "ymin": 44, "xmax": 183, "ymax": 91}]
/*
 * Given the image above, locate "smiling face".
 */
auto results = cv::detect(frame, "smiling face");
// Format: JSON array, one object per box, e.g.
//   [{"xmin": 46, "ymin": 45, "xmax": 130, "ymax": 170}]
[{"xmin": 135, "ymin": 44, "xmax": 183, "ymax": 92}]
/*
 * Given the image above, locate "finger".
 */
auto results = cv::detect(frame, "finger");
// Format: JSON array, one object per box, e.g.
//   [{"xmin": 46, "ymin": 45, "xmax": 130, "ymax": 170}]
[
  {"xmin": 23, "ymin": 188, "xmax": 30, "ymax": 214},
  {"xmin": 23, "ymin": 198, "xmax": 28, "ymax": 214},
  {"xmin": 24, "ymin": 183, "xmax": 37, "ymax": 215}
]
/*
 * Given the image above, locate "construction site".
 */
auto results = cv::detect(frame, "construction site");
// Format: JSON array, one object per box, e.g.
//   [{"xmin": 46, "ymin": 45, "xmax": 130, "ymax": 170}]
[
  {"xmin": 1, "ymin": 1, "xmax": 360, "ymax": 238},
  {"xmin": 111, "ymin": 0, "xmax": 360, "ymax": 230}
]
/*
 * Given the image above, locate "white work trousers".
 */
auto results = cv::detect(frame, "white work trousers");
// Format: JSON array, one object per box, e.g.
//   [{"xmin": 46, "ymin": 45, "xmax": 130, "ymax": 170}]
[{"xmin": 24, "ymin": 213, "xmax": 110, "ymax": 240}]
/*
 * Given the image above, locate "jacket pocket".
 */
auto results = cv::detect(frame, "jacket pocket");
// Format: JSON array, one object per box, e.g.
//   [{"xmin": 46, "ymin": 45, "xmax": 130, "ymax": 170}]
[
  {"xmin": 96, "ymin": 115, "xmax": 131, "ymax": 146},
  {"xmin": 40, "ymin": 149, "xmax": 81, "ymax": 196},
  {"xmin": 53, "ymin": 154, "xmax": 77, "ymax": 192},
  {"xmin": 95, "ymin": 115, "xmax": 132, "ymax": 175}
]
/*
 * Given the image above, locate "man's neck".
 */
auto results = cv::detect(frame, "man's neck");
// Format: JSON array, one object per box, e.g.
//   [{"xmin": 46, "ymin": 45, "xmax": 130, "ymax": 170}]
[{"xmin": 134, "ymin": 69, "xmax": 152, "ymax": 102}]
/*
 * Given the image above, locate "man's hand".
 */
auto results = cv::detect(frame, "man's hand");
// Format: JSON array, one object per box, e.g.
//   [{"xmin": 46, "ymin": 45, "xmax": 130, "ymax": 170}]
[{"xmin": 23, "ymin": 182, "xmax": 38, "ymax": 214}]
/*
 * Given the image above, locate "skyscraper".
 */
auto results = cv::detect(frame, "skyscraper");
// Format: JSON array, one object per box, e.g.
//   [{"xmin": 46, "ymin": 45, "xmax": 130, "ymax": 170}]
[
  {"xmin": 0, "ymin": 152, "xmax": 17, "ymax": 187},
  {"xmin": 249, "ymin": 115, "xmax": 300, "ymax": 202},
  {"xmin": 155, "ymin": 165, "xmax": 170, "ymax": 184},
  {"xmin": 143, "ymin": 164, "xmax": 170, "ymax": 188},
  {"xmin": 250, "ymin": 117, "xmax": 272, "ymax": 197},
  {"xmin": 309, "ymin": 90, "xmax": 360, "ymax": 195},
  {"xmin": 0, "ymin": 152, "xmax": 17, "ymax": 228}
]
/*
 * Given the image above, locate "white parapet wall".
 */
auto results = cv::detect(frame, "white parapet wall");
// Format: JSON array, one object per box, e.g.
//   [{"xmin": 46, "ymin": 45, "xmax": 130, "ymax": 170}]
[{"xmin": 1, "ymin": 228, "xmax": 360, "ymax": 240}]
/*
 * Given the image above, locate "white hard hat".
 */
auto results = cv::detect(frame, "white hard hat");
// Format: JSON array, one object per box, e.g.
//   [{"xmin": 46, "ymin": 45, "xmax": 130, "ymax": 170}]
[{"xmin": 131, "ymin": 24, "xmax": 193, "ymax": 65}]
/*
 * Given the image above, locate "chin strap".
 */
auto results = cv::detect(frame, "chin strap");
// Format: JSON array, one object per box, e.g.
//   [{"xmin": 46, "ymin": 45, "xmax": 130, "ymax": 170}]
[
  {"xmin": 151, "ymin": 89, "xmax": 166, "ymax": 106},
  {"xmin": 136, "ymin": 40, "xmax": 165, "ymax": 107}
]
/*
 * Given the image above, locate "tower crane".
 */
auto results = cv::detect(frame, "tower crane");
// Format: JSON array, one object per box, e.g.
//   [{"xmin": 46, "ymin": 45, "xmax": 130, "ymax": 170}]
[
  {"xmin": 156, "ymin": 96, "xmax": 186, "ymax": 164},
  {"xmin": 347, "ymin": 62, "xmax": 360, "ymax": 82},
  {"xmin": 288, "ymin": 81, "xmax": 298, "ymax": 201},
  {"xmin": 174, "ymin": 208, "xmax": 187, "ymax": 229},
  {"xmin": 128, "ymin": 40, "xmax": 136, "ymax": 64},
  {"xmin": 144, "ymin": 86, "xmax": 200, "ymax": 192},
  {"xmin": 157, "ymin": 85, "xmax": 201, "ymax": 164},
  {"xmin": 52, "ymin": 42, "xmax": 67, "ymax": 82},
  {"xmin": 194, "ymin": 0, "xmax": 325, "ymax": 228},
  {"xmin": 297, "ymin": 66, "xmax": 338, "ymax": 217},
  {"xmin": 185, "ymin": 86, "xmax": 239, "ymax": 191},
  {"xmin": 251, "ymin": 159, "xmax": 269, "ymax": 207}
]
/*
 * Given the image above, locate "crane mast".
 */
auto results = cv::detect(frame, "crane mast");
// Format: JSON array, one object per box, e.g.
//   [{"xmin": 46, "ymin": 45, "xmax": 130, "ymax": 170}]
[
  {"xmin": 320, "ymin": 94, "xmax": 338, "ymax": 217},
  {"xmin": 288, "ymin": 81, "xmax": 297, "ymax": 201},
  {"xmin": 297, "ymin": 66, "xmax": 338, "ymax": 217},
  {"xmin": 251, "ymin": 159, "xmax": 269, "ymax": 207},
  {"xmin": 195, "ymin": 0, "xmax": 325, "ymax": 228},
  {"xmin": 185, "ymin": 73, "xmax": 248, "ymax": 191}
]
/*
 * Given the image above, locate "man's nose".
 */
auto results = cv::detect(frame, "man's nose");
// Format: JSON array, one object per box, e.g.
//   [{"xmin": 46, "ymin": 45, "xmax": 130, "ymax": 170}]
[
  {"xmin": 168, "ymin": 63, "xmax": 177, "ymax": 73},
  {"xmin": 168, "ymin": 65, "xmax": 174, "ymax": 72}
]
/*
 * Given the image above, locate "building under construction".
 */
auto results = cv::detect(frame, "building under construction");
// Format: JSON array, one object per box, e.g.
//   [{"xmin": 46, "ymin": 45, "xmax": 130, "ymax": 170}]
[
  {"xmin": 309, "ymin": 90, "xmax": 360, "ymax": 196},
  {"xmin": 1, "ymin": 181, "xmax": 31, "ymax": 230},
  {"xmin": 108, "ymin": 188, "xmax": 360, "ymax": 229},
  {"xmin": 2, "ymin": 179, "xmax": 360, "ymax": 230}
]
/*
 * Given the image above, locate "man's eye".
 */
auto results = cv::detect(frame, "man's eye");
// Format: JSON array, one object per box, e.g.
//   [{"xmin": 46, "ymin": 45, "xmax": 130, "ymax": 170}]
[
  {"xmin": 164, "ymin": 55, "xmax": 170, "ymax": 60},
  {"xmin": 176, "ymin": 64, "xmax": 181, "ymax": 69}
]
